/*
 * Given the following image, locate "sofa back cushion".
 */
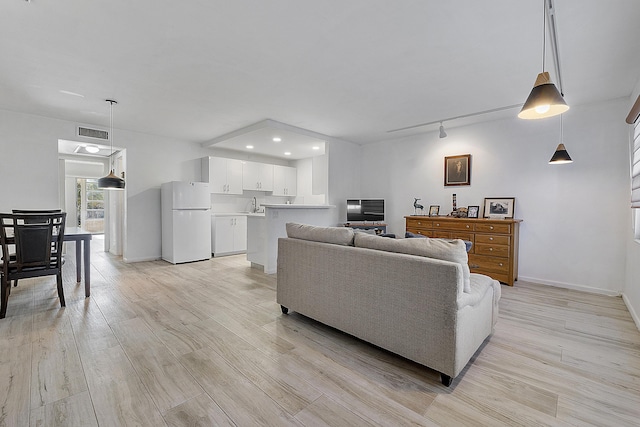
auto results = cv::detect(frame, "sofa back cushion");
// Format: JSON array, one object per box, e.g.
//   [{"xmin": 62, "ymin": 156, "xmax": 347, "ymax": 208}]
[
  {"xmin": 286, "ymin": 222, "xmax": 355, "ymax": 246},
  {"xmin": 354, "ymin": 233, "xmax": 471, "ymax": 292}
]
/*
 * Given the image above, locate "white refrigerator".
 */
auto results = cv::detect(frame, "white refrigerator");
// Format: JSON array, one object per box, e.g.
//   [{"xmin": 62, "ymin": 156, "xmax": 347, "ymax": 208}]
[{"xmin": 161, "ymin": 181, "xmax": 211, "ymax": 264}]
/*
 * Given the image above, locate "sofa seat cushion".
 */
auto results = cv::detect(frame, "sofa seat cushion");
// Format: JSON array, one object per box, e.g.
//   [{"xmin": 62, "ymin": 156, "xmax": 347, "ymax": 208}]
[
  {"xmin": 286, "ymin": 222, "xmax": 355, "ymax": 246},
  {"xmin": 459, "ymin": 273, "xmax": 501, "ymax": 325},
  {"xmin": 354, "ymin": 232, "xmax": 471, "ymax": 292}
]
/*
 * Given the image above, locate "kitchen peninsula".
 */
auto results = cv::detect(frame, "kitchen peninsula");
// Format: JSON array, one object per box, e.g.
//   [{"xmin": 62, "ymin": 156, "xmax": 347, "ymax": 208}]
[{"xmin": 247, "ymin": 204, "xmax": 335, "ymax": 274}]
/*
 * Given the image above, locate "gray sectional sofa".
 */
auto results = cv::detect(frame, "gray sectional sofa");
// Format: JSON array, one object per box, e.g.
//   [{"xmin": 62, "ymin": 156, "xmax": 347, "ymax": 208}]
[{"xmin": 276, "ymin": 222, "xmax": 501, "ymax": 386}]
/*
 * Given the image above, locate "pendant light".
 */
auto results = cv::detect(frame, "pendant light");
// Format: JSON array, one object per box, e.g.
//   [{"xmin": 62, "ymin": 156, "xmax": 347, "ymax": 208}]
[
  {"xmin": 549, "ymin": 115, "xmax": 572, "ymax": 164},
  {"xmin": 518, "ymin": 0, "xmax": 569, "ymax": 120},
  {"xmin": 98, "ymin": 99, "xmax": 125, "ymax": 190}
]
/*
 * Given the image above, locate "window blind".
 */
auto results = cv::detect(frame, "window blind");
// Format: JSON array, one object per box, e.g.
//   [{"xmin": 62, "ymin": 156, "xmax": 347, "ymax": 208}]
[{"xmin": 632, "ymin": 119, "xmax": 640, "ymax": 208}]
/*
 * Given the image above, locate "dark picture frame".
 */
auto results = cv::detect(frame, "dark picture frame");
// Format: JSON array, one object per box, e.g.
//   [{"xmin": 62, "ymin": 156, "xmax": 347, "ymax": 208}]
[
  {"xmin": 429, "ymin": 205, "xmax": 440, "ymax": 216},
  {"xmin": 444, "ymin": 154, "xmax": 471, "ymax": 186},
  {"xmin": 483, "ymin": 198, "xmax": 515, "ymax": 218},
  {"xmin": 467, "ymin": 205, "xmax": 480, "ymax": 218}
]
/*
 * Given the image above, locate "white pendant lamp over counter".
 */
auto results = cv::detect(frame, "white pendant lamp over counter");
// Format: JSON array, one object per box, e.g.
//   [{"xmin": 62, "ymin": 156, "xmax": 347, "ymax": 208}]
[
  {"xmin": 518, "ymin": 0, "xmax": 569, "ymax": 120},
  {"xmin": 98, "ymin": 99, "xmax": 125, "ymax": 190}
]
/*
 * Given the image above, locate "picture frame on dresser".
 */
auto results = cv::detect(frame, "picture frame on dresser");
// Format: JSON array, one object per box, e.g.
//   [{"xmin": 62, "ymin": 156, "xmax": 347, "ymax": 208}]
[
  {"xmin": 444, "ymin": 154, "xmax": 471, "ymax": 186},
  {"xmin": 483, "ymin": 198, "xmax": 515, "ymax": 218},
  {"xmin": 429, "ymin": 205, "xmax": 440, "ymax": 216},
  {"xmin": 467, "ymin": 205, "xmax": 479, "ymax": 218}
]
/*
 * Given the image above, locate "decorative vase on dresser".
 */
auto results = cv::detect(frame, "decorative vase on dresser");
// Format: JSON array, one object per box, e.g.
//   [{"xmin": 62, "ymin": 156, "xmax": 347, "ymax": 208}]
[{"xmin": 405, "ymin": 216, "xmax": 522, "ymax": 286}]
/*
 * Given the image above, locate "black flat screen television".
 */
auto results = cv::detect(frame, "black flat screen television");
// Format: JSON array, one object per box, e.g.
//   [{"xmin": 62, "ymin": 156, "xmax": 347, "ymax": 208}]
[{"xmin": 346, "ymin": 199, "xmax": 384, "ymax": 222}]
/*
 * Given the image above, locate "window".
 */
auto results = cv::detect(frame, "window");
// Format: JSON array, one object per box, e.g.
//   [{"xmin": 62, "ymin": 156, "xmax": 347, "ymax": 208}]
[{"xmin": 632, "ymin": 119, "xmax": 640, "ymax": 239}]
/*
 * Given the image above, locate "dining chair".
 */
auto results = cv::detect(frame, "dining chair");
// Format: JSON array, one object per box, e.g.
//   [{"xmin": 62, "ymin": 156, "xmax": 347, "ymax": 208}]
[
  {"xmin": 0, "ymin": 212, "xmax": 67, "ymax": 319},
  {"xmin": 10, "ymin": 209, "xmax": 62, "ymax": 288}
]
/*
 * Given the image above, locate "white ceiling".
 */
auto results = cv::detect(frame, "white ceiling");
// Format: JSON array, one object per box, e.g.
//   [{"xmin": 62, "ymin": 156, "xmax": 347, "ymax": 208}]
[{"xmin": 2, "ymin": 0, "xmax": 640, "ymax": 154}]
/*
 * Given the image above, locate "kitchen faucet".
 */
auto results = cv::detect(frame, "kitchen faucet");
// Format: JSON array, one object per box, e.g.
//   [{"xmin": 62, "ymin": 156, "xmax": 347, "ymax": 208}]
[{"xmin": 252, "ymin": 197, "xmax": 257, "ymax": 213}]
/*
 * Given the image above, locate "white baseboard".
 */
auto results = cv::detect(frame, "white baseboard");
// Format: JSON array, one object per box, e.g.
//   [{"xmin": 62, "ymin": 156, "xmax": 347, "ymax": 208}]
[
  {"xmin": 518, "ymin": 275, "xmax": 621, "ymax": 297},
  {"xmin": 122, "ymin": 255, "xmax": 162, "ymax": 263},
  {"xmin": 622, "ymin": 293, "xmax": 640, "ymax": 331}
]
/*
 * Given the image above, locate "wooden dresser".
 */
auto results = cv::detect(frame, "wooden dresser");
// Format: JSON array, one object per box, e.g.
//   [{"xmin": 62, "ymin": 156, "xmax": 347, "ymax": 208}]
[{"xmin": 405, "ymin": 216, "xmax": 522, "ymax": 286}]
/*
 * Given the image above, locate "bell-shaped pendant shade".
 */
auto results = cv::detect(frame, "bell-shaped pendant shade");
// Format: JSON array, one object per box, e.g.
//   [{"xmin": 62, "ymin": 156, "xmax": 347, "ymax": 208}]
[
  {"xmin": 518, "ymin": 72, "xmax": 569, "ymax": 120},
  {"xmin": 98, "ymin": 169, "xmax": 125, "ymax": 189},
  {"xmin": 549, "ymin": 143, "xmax": 573, "ymax": 164},
  {"xmin": 98, "ymin": 99, "xmax": 126, "ymax": 190}
]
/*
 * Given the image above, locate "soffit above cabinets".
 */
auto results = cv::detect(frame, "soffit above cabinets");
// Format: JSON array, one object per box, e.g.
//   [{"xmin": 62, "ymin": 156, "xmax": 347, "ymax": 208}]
[{"xmin": 202, "ymin": 119, "xmax": 326, "ymax": 160}]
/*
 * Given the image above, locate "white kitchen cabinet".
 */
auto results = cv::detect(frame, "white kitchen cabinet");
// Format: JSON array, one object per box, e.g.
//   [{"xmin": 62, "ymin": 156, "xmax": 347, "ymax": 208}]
[
  {"xmin": 202, "ymin": 157, "xmax": 243, "ymax": 194},
  {"xmin": 273, "ymin": 165, "xmax": 297, "ymax": 196},
  {"xmin": 212, "ymin": 215, "xmax": 247, "ymax": 256},
  {"xmin": 242, "ymin": 161, "xmax": 274, "ymax": 191}
]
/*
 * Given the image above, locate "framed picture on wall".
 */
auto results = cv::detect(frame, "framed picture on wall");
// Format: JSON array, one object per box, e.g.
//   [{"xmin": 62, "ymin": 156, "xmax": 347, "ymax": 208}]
[
  {"xmin": 483, "ymin": 198, "xmax": 515, "ymax": 218},
  {"xmin": 467, "ymin": 205, "xmax": 480, "ymax": 218},
  {"xmin": 429, "ymin": 205, "xmax": 440, "ymax": 216},
  {"xmin": 444, "ymin": 154, "xmax": 471, "ymax": 186}
]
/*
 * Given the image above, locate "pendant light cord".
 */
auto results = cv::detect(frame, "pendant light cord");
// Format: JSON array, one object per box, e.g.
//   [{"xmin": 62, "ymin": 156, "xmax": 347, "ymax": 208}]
[
  {"xmin": 107, "ymin": 99, "xmax": 117, "ymax": 172},
  {"xmin": 541, "ymin": 0, "xmax": 546, "ymax": 73}
]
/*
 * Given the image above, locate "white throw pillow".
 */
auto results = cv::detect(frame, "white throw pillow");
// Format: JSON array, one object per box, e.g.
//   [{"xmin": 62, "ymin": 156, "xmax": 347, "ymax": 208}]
[{"xmin": 354, "ymin": 233, "xmax": 471, "ymax": 292}]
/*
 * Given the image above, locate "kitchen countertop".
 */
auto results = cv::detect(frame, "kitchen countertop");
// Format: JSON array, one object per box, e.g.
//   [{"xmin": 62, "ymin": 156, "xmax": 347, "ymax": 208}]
[
  {"xmin": 261, "ymin": 204, "xmax": 335, "ymax": 209},
  {"xmin": 212, "ymin": 212, "xmax": 265, "ymax": 217}
]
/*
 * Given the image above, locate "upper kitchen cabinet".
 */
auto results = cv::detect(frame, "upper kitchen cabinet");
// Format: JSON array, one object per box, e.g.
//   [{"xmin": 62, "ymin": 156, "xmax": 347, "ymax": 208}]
[
  {"xmin": 242, "ymin": 161, "xmax": 274, "ymax": 192},
  {"xmin": 273, "ymin": 165, "xmax": 297, "ymax": 196},
  {"xmin": 202, "ymin": 157, "xmax": 243, "ymax": 194}
]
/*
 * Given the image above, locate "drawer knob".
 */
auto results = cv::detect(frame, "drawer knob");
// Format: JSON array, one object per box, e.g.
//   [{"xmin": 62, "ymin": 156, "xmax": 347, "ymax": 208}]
[
  {"xmin": 499, "ymin": 263, "xmax": 503, "ymax": 267},
  {"xmin": 489, "ymin": 248, "xmax": 493, "ymax": 251},
  {"xmin": 489, "ymin": 237, "xmax": 494, "ymax": 241},
  {"xmin": 490, "ymin": 226, "xmax": 494, "ymax": 230},
  {"xmin": 436, "ymin": 223, "xmax": 440, "ymax": 227},
  {"xmin": 466, "ymin": 225, "xmax": 470, "ymax": 228}
]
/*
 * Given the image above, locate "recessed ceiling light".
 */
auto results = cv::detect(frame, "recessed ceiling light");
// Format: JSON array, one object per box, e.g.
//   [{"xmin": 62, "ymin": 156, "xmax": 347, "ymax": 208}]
[
  {"xmin": 246, "ymin": 145, "xmax": 254, "ymax": 149},
  {"xmin": 312, "ymin": 146, "xmax": 320, "ymax": 150},
  {"xmin": 273, "ymin": 137, "xmax": 282, "ymax": 142},
  {"xmin": 284, "ymin": 152, "xmax": 291, "ymax": 156},
  {"xmin": 85, "ymin": 145, "xmax": 100, "ymax": 153}
]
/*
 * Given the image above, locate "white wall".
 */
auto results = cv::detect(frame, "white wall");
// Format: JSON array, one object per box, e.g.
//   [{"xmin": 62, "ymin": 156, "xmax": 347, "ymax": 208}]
[
  {"xmin": 0, "ymin": 110, "xmax": 62, "ymax": 212},
  {"xmin": 326, "ymin": 138, "xmax": 362, "ymax": 225},
  {"xmin": 0, "ymin": 108, "xmax": 213, "ymax": 263},
  {"xmin": 361, "ymin": 98, "xmax": 630, "ymax": 295},
  {"xmin": 624, "ymin": 79, "xmax": 640, "ymax": 328}
]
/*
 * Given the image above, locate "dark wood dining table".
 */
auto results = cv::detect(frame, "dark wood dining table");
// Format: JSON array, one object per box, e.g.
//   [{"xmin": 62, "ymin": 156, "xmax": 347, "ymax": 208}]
[{"xmin": 63, "ymin": 227, "xmax": 92, "ymax": 297}]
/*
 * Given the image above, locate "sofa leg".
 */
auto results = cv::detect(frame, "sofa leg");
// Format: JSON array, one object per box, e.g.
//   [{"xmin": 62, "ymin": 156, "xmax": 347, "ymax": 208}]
[
  {"xmin": 280, "ymin": 305, "xmax": 289, "ymax": 315},
  {"xmin": 440, "ymin": 373, "xmax": 452, "ymax": 387}
]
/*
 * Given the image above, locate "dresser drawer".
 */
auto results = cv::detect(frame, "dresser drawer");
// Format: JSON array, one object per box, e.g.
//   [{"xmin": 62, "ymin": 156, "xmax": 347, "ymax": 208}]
[
  {"xmin": 475, "ymin": 234, "xmax": 510, "ymax": 245},
  {"xmin": 475, "ymin": 243, "xmax": 509, "ymax": 258},
  {"xmin": 406, "ymin": 218, "xmax": 432, "ymax": 229},
  {"xmin": 450, "ymin": 232, "xmax": 473, "ymax": 242},
  {"xmin": 433, "ymin": 221, "xmax": 475, "ymax": 231},
  {"xmin": 432, "ymin": 231, "xmax": 451, "ymax": 239},
  {"xmin": 475, "ymin": 223, "xmax": 511, "ymax": 234},
  {"xmin": 468, "ymin": 254, "xmax": 510, "ymax": 273},
  {"xmin": 408, "ymin": 229, "xmax": 433, "ymax": 237}
]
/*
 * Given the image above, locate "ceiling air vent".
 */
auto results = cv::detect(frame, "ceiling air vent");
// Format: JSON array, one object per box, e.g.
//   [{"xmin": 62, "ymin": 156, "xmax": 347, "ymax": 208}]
[{"xmin": 77, "ymin": 126, "xmax": 109, "ymax": 141}]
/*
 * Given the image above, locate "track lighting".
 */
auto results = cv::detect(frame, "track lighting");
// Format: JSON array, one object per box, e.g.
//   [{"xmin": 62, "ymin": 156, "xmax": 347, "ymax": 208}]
[{"xmin": 439, "ymin": 122, "xmax": 447, "ymax": 139}]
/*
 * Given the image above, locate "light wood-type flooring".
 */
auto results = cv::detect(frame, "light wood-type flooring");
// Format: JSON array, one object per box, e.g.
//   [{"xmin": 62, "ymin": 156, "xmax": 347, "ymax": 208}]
[{"xmin": 1, "ymin": 238, "xmax": 639, "ymax": 426}]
